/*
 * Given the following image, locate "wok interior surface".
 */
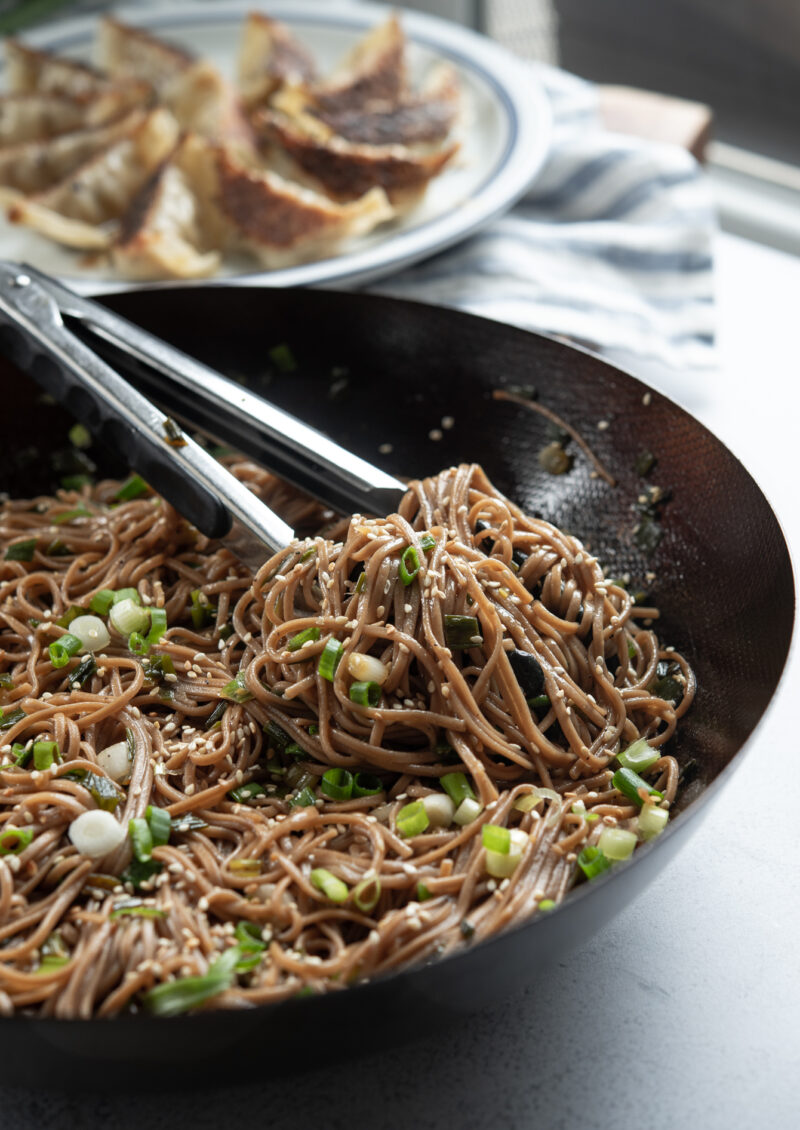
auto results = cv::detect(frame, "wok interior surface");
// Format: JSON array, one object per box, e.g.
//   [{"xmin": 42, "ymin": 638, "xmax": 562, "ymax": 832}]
[{"xmin": 0, "ymin": 288, "xmax": 793, "ymax": 1088}]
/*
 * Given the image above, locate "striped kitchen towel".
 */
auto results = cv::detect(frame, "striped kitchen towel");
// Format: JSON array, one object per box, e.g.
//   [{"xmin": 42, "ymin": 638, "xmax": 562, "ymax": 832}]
[{"xmin": 370, "ymin": 65, "xmax": 717, "ymax": 380}]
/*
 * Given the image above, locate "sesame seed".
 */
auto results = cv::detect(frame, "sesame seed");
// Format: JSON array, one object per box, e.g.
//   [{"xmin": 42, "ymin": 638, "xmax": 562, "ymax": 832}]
[
  {"xmin": 441, "ymin": 416, "xmax": 454, "ymax": 429},
  {"xmin": 428, "ymin": 429, "xmax": 443, "ymax": 441},
  {"xmin": 597, "ymin": 420, "xmax": 609, "ymax": 430},
  {"xmin": 642, "ymin": 392, "xmax": 652, "ymax": 406}
]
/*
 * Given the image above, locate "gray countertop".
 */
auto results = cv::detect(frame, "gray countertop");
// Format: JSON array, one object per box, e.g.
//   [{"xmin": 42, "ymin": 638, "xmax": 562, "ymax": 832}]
[{"xmin": 2, "ymin": 232, "xmax": 798, "ymax": 1129}]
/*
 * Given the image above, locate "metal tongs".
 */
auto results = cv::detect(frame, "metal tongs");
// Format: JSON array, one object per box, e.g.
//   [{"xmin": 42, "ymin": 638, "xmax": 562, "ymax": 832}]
[{"xmin": 0, "ymin": 262, "xmax": 406, "ymax": 570}]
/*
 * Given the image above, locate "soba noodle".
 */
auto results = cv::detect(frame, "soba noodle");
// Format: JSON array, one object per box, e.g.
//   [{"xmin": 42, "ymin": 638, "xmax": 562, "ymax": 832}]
[{"xmin": 0, "ymin": 462, "xmax": 693, "ymax": 1018}]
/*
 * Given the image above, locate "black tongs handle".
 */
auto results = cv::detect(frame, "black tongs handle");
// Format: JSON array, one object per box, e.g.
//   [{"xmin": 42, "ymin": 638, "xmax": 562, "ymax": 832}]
[{"xmin": 0, "ymin": 264, "xmax": 293, "ymax": 569}]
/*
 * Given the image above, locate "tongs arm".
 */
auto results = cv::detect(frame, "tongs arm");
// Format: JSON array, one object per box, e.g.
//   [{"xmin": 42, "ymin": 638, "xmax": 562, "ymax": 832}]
[
  {"xmin": 21, "ymin": 264, "xmax": 407, "ymax": 518},
  {"xmin": 0, "ymin": 264, "xmax": 293, "ymax": 571}
]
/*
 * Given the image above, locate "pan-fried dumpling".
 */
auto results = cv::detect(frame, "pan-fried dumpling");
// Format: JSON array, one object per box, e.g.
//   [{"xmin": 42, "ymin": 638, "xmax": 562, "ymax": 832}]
[
  {"xmin": 0, "ymin": 110, "xmax": 145, "ymax": 196},
  {"xmin": 311, "ymin": 63, "xmax": 460, "ymax": 148},
  {"xmin": 311, "ymin": 17, "xmax": 407, "ymax": 113},
  {"xmin": 4, "ymin": 37, "xmax": 149, "ymax": 103},
  {"xmin": 237, "ymin": 13, "xmax": 316, "ymax": 109},
  {"xmin": 5, "ymin": 108, "xmax": 179, "ymax": 249},
  {"xmin": 97, "ymin": 17, "xmax": 194, "ymax": 94},
  {"xmin": 185, "ymin": 140, "xmax": 393, "ymax": 268},
  {"xmin": 255, "ymin": 99, "xmax": 458, "ymax": 210},
  {"xmin": 162, "ymin": 60, "xmax": 253, "ymax": 148},
  {"xmin": 111, "ymin": 134, "xmax": 222, "ymax": 280},
  {"xmin": 0, "ymin": 87, "xmax": 150, "ymax": 148}
]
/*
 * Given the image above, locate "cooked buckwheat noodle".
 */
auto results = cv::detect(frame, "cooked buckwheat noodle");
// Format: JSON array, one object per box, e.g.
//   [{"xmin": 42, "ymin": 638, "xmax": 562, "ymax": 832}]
[{"xmin": 0, "ymin": 462, "xmax": 694, "ymax": 1018}]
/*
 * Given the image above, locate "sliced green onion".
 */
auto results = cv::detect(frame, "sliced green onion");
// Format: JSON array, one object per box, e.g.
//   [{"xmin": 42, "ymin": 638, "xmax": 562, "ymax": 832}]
[
  {"xmin": 320, "ymin": 768, "xmax": 354, "ymax": 801},
  {"xmin": 110, "ymin": 598, "xmax": 150, "ymax": 637},
  {"xmin": 5, "ymin": 538, "xmax": 36, "ymax": 562},
  {"xmin": 32, "ymin": 740, "xmax": 60, "ymax": 771},
  {"xmin": 49, "ymin": 633, "xmax": 82, "ymax": 668},
  {"xmin": 113, "ymin": 474, "xmax": 148, "ymax": 501},
  {"xmin": 416, "ymin": 882, "xmax": 432, "ymax": 902},
  {"xmin": 68, "ymin": 423, "xmax": 91, "ymax": 448},
  {"xmin": 481, "ymin": 824, "xmax": 511, "ymax": 854},
  {"xmin": 56, "ymin": 605, "xmax": 82, "ymax": 629},
  {"xmin": 129, "ymin": 817, "xmax": 154, "ymax": 862},
  {"xmin": 352, "ymin": 875, "xmax": 381, "ymax": 913},
  {"xmin": 0, "ymin": 706, "xmax": 27, "ymax": 731},
  {"xmin": 354, "ymin": 572, "xmax": 367, "ymax": 594},
  {"xmin": 538, "ymin": 899, "xmax": 555, "ymax": 911},
  {"xmin": 142, "ymin": 948, "xmax": 239, "ymax": 1017},
  {"xmin": 111, "ymin": 904, "xmax": 167, "ymax": 920},
  {"xmin": 396, "ymin": 800, "xmax": 429, "ymax": 838},
  {"xmin": 190, "ymin": 589, "xmax": 215, "ymax": 631},
  {"xmin": 612, "ymin": 767, "xmax": 663, "ymax": 807},
  {"xmin": 485, "ymin": 828, "xmax": 527, "ymax": 878},
  {"xmin": 310, "ymin": 868, "xmax": 348, "ymax": 903},
  {"xmin": 453, "ymin": 797, "xmax": 483, "ymax": 825},
  {"xmin": 419, "ymin": 534, "xmax": 436, "ymax": 552},
  {"xmin": 143, "ymin": 654, "xmax": 175, "ymax": 684},
  {"xmin": 52, "ymin": 505, "xmax": 91, "ymax": 524},
  {"xmin": 638, "ymin": 803, "xmax": 670, "ymax": 840},
  {"xmin": 527, "ymin": 694, "xmax": 550, "ymax": 711},
  {"xmin": 444, "ymin": 614, "xmax": 482, "ymax": 649},
  {"xmin": 284, "ymin": 742, "xmax": 306, "ymax": 758},
  {"xmin": 289, "ymin": 785, "xmax": 316, "ymax": 808},
  {"xmin": 577, "ymin": 844, "xmax": 612, "ymax": 881},
  {"xmin": 112, "ymin": 588, "xmax": 141, "ymax": 606},
  {"xmin": 0, "ymin": 673, "xmax": 12, "ymax": 689},
  {"xmin": 287, "ymin": 626, "xmax": 320, "ymax": 652},
  {"xmin": 121, "ymin": 858, "xmax": 162, "ymax": 890},
  {"xmin": 78, "ymin": 770, "xmax": 122, "ymax": 812},
  {"xmin": 60, "ymin": 474, "xmax": 92, "ymax": 491},
  {"xmin": 513, "ymin": 791, "xmax": 543, "ymax": 813},
  {"xmin": 228, "ymin": 783, "xmax": 266, "ymax": 803},
  {"xmin": 12, "ymin": 743, "xmax": 32, "ymax": 768},
  {"xmin": 0, "ymin": 826, "xmax": 33, "ymax": 855},
  {"xmin": 146, "ymin": 607, "xmax": 167, "ymax": 647},
  {"xmin": 440, "ymin": 771, "xmax": 476, "ymax": 807},
  {"xmin": 128, "ymin": 631, "xmax": 147, "ymax": 656},
  {"xmin": 233, "ymin": 922, "xmax": 266, "ymax": 972},
  {"xmin": 349, "ymin": 680, "xmax": 380, "ymax": 707},
  {"xmin": 597, "ymin": 826, "xmax": 637, "ymax": 861},
  {"xmin": 146, "ymin": 805, "xmax": 171, "ymax": 847},
  {"xmin": 616, "ymin": 738, "xmax": 659, "ymax": 773},
  {"xmin": 268, "ymin": 342, "xmax": 297, "ymax": 372},
  {"xmin": 318, "ymin": 638, "xmax": 344, "ymax": 682},
  {"xmin": 264, "ymin": 720, "xmax": 292, "ymax": 751},
  {"xmin": 204, "ymin": 701, "xmax": 227, "ymax": 730},
  {"xmin": 221, "ymin": 671, "xmax": 252, "ymax": 703},
  {"xmin": 89, "ymin": 589, "xmax": 115, "ymax": 616},
  {"xmin": 351, "ymin": 772, "xmax": 382, "ymax": 797},
  {"xmin": 227, "ymin": 859, "xmax": 261, "ymax": 875},
  {"xmin": 399, "ymin": 545, "xmax": 421, "ymax": 585}
]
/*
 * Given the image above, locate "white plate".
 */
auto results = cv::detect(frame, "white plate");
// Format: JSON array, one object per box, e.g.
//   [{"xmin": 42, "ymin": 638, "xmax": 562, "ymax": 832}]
[{"xmin": 0, "ymin": 0, "xmax": 552, "ymax": 295}]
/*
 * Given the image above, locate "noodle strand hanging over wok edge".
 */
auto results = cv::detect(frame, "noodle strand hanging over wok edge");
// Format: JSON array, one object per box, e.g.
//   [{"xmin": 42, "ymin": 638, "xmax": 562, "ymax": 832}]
[{"xmin": 0, "ymin": 462, "xmax": 693, "ymax": 1018}]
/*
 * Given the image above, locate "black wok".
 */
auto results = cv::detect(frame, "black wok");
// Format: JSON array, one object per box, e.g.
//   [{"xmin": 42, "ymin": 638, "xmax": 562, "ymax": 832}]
[{"xmin": 0, "ymin": 288, "xmax": 793, "ymax": 1089}]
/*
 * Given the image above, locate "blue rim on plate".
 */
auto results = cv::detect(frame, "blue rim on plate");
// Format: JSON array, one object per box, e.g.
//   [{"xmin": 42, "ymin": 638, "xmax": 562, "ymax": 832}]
[{"xmin": 0, "ymin": 0, "xmax": 553, "ymax": 294}]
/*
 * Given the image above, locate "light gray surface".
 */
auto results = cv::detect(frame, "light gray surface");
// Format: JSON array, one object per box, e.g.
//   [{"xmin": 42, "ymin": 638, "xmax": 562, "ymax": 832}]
[{"xmin": 1, "ymin": 232, "xmax": 798, "ymax": 1129}]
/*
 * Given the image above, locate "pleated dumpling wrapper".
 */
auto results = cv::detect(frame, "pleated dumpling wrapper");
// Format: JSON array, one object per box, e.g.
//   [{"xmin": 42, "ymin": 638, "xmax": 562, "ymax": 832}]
[
  {"xmin": 5, "ymin": 107, "xmax": 180, "ymax": 250},
  {"xmin": 237, "ymin": 12, "xmax": 317, "ymax": 109},
  {"xmin": 179, "ymin": 136, "xmax": 394, "ymax": 269},
  {"xmin": 111, "ymin": 133, "xmax": 224, "ymax": 280}
]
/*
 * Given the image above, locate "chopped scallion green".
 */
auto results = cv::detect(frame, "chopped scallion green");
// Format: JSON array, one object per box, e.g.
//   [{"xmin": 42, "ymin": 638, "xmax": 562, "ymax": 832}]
[
  {"xmin": 612, "ymin": 767, "xmax": 663, "ymax": 807},
  {"xmin": 289, "ymin": 785, "xmax": 316, "ymax": 808},
  {"xmin": 320, "ymin": 768, "xmax": 354, "ymax": 801},
  {"xmin": 113, "ymin": 474, "xmax": 148, "ymax": 501},
  {"xmin": 444, "ymin": 614, "xmax": 482, "ymax": 649},
  {"xmin": 0, "ymin": 826, "xmax": 33, "ymax": 855},
  {"xmin": 399, "ymin": 545, "xmax": 420, "ymax": 585},
  {"xmin": 49, "ymin": 633, "xmax": 82, "ymax": 668},
  {"xmin": 287, "ymin": 626, "xmax": 320, "ymax": 652},
  {"xmin": 32, "ymin": 740, "xmax": 59, "ymax": 771},
  {"xmin": 310, "ymin": 868, "xmax": 348, "ymax": 903},
  {"xmin": 577, "ymin": 844, "xmax": 612, "ymax": 881},
  {"xmin": 352, "ymin": 772, "xmax": 383, "ymax": 797},
  {"xmin": 318, "ymin": 638, "xmax": 344, "ymax": 682},
  {"xmin": 89, "ymin": 589, "xmax": 115, "ymax": 616},
  {"xmin": 221, "ymin": 671, "xmax": 252, "ymax": 703},
  {"xmin": 4, "ymin": 538, "xmax": 36, "ymax": 562},
  {"xmin": 481, "ymin": 824, "xmax": 511, "ymax": 854},
  {"xmin": 129, "ymin": 817, "xmax": 154, "ymax": 862},
  {"xmin": 396, "ymin": 800, "xmax": 429, "ymax": 838},
  {"xmin": 146, "ymin": 805, "xmax": 171, "ymax": 847},
  {"xmin": 440, "ymin": 771, "xmax": 476, "ymax": 807},
  {"xmin": 352, "ymin": 875, "xmax": 381, "ymax": 913},
  {"xmin": 0, "ymin": 706, "xmax": 27, "ymax": 731},
  {"xmin": 142, "ymin": 947, "xmax": 239, "ymax": 1016},
  {"xmin": 228, "ymin": 783, "xmax": 266, "ymax": 803},
  {"xmin": 419, "ymin": 534, "xmax": 436, "ymax": 552},
  {"xmin": 349, "ymin": 680, "xmax": 380, "ymax": 707},
  {"xmin": 616, "ymin": 738, "xmax": 659, "ymax": 773}
]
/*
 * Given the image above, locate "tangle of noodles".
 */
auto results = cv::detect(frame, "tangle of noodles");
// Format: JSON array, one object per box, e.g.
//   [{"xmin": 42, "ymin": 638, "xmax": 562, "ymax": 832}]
[{"xmin": 0, "ymin": 461, "xmax": 694, "ymax": 1017}]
